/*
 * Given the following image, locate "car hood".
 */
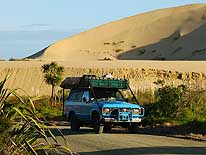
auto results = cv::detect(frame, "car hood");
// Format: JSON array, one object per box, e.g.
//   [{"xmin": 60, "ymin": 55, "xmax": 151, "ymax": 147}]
[{"xmin": 97, "ymin": 100, "xmax": 141, "ymax": 109}]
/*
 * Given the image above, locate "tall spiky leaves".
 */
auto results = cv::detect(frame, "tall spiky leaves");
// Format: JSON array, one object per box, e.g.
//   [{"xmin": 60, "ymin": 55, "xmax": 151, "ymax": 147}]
[
  {"xmin": 0, "ymin": 75, "xmax": 13, "ymax": 150},
  {"xmin": 0, "ymin": 76, "xmax": 73, "ymax": 155},
  {"xmin": 42, "ymin": 62, "xmax": 64, "ymax": 106}
]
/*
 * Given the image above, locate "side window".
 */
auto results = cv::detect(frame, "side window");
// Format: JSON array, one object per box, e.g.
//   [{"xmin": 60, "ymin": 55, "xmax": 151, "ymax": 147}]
[
  {"xmin": 68, "ymin": 89, "xmax": 83, "ymax": 102},
  {"xmin": 116, "ymin": 91, "xmax": 124, "ymax": 101},
  {"xmin": 82, "ymin": 90, "xmax": 90, "ymax": 102}
]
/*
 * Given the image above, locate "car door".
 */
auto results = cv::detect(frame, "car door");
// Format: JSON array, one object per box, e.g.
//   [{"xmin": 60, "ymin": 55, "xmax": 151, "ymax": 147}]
[
  {"xmin": 81, "ymin": 89, "xmax": 99, "ymax": 122},
  {"xmin": 79, "ymin": 89, "xmax": 96, "ymax": 121},
  {"xmin": 65, "ymin": 89, "xmax": 83, "ymax": 119}
]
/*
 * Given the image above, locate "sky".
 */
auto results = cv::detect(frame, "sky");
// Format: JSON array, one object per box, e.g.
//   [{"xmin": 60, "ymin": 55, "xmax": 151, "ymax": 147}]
[{"xmin": 0, "ymin": 0, "xmax": 206, "ymax": 59}]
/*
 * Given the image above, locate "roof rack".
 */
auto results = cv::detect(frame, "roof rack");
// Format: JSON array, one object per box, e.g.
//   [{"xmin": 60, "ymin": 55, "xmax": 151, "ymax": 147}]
[{"xmin": 60, "ymin": 74, "xmax": 129, "ymax": 89}]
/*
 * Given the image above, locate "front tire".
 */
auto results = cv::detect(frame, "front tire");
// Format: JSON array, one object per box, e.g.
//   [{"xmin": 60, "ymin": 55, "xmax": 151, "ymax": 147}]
[
  {"xmin": 128, "ymin": 123, "xmax": 139, "ymax": 133},
  {"xmin": 94, "ymin": 124, "xmax": 104, "ymax": 134},
  {"xmin": 92, "ymin": 113, "xmax": 104, "ymax": 134},
  {"xmin": 70, "ymin": 113, "xmax": 80, "ymax": 131},
  {"xmin": 103, "ymin": 124, "xmax": 112, "ymax": 133}
]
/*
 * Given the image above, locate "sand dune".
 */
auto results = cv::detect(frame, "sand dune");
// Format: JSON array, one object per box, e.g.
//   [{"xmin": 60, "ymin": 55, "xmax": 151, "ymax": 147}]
[
  {"xmin": 4, "ymin": 4, "xmax": 206, "ymax": 96},
  {"xmin": 118, "ymin": 23, "xmax": 206, "ymax": 60},
  {"xmin": 28, "ymin": 4, "xmax": 206, "ymax": 61}
]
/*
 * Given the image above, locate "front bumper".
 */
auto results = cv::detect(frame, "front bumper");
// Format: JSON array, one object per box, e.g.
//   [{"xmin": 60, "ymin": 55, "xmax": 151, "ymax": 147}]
[
  {"xmin": 102, "ymin": 111, "xmax": 143, "ymax": 123},
  {"xmin": 103, "ymin": 117, "xmax": 142, "ymax": 123},
  {"xmin": 102, "ymin": 107, "xmax": 144, "ymax": 123}
]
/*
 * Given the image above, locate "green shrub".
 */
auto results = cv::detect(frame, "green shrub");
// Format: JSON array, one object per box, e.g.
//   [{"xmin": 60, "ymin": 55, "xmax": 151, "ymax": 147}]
[
  {"xmin": 103, "ymin": 57, "xmax": 112, "ymax": 61},
  {"xmin": 34, "ymin": 96, "xmax": 63, "ymax": 120},
  {"xmin": 144, "ymin": 82, "xmax": 206, "ymax": 126},
  {"xmin": 154, "ymin": 84, "xmax": 187, "ymax": 118},
  {"xmin": 8, "ymin": 58, "xmax": 22, "ymax": 61},
  {"xmin": 131, "ymin": 45, "xmax": 136, "ymax": 48},
  {"xmin": 179, "ymin": 89, "xmax": 206, "ymax": 122},
  {"xmin": 115, "ymin": 49, "xmax": 123, "ymax": 53},
  {"xmin": 138, "ymin": 49, "xmax": 146, "ymax": 55}
]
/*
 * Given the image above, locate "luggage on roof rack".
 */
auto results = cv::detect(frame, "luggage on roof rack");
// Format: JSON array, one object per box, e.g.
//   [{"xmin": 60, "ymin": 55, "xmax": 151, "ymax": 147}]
[
  {"xmin": 60, "ymin": 74, "xmax": 129, "ymax": 89},
  {"xmin": 90, "ymin": 79, "xmax": 128, "ymax": 89}
]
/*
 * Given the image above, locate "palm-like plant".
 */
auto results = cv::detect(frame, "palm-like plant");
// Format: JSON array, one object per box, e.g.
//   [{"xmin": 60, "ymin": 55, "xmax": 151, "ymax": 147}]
[
  {"xmin": 0, "ymin": 75, "xmax": 13, "ymax": 151},
  {"xmin": 0, "ymin": 76, "xmax": 73, "ymax": 155},
  {"xmin": 42, "ymin": 62, "xmax": 64, "ymax": 106}
]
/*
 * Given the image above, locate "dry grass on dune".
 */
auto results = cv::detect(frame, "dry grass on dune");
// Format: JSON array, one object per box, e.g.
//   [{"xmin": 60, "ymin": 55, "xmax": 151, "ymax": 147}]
[{"xmin": 1, "ymin": 60, "xmax": 206, "ymax": 96}]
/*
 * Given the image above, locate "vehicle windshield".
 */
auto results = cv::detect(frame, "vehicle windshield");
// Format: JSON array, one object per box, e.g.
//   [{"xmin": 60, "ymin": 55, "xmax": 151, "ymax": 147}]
[{"xmin": 93, "ymin": 88, "xmax": 125, "ymax": 101}]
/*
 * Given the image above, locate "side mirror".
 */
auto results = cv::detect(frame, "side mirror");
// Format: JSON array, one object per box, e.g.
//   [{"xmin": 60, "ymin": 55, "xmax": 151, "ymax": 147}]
[{"xmin": 83, "ymin": 97, "xmax": 88, "ymax": 102}]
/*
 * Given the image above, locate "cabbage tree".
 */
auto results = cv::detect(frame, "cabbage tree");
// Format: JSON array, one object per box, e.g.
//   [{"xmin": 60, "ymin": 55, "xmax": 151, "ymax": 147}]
[{"xmin": 42, "ymin": 62, "xmax": 64, "ymax": 106}]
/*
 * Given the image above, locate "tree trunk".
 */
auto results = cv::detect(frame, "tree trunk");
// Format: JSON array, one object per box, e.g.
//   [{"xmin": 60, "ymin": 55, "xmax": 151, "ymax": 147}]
[
  {"xmin": 51, "ymin": 85, "xmax": 54, "ymax": 107},
  {"xmin": 62, "ymin": 88, "xmax": 65, "ymax": 117}
]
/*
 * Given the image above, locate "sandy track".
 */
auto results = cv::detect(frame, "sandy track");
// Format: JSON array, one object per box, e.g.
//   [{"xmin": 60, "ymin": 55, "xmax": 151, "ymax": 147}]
[{"xmin": 49, "ymin": 127, "xmax": 206, "ymax": 155}]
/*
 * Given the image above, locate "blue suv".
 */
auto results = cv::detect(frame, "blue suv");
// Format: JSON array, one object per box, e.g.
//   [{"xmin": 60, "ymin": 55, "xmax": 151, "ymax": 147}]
[{"xmin": 61, "ymin": 75, "xmax": 144, "ymax": 134}]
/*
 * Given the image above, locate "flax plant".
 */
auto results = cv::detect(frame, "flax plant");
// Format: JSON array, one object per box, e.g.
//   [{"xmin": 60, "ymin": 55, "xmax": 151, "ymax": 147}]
[{"xmin": 0, "ymin": 75, "xmax": 74, "ymax": 155}]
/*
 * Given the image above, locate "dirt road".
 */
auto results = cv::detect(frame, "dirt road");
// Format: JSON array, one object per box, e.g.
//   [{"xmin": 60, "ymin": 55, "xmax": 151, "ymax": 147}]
[{"xmin": 50, "ymin": 126, "xmax": 206, "ymax": 155}]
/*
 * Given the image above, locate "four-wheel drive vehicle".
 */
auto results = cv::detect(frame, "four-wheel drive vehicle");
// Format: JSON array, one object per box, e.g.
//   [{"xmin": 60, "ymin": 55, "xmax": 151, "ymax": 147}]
[{"xmin": 60, "ymin": 75, "xmax": 144, "ymax": 134}]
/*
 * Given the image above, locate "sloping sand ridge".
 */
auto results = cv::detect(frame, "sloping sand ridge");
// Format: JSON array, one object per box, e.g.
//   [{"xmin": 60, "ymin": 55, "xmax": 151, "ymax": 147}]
[{"xmin": 29, "ymin": 4, "xmax": 206, "ymax": 60}]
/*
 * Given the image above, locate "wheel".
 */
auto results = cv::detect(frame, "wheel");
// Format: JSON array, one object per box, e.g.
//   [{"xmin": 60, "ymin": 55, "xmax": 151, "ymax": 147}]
[
  {"xmin": 128, "ymin": 123, "xmax": 139, "ymax": 133},
  {"xmin": 94, "ymin": 124, "xmax": 104, "ymax": 134},
  {"xmin": 70, "ymin": 113, "xmax": 80, "ymax": 131},
  {"xmin": 103, "ymin": 124, "xmax": 112, "ymax": 133},
  {"xmin": 92, "ymin": 113, "xmax": 104, "ymax": 134}
]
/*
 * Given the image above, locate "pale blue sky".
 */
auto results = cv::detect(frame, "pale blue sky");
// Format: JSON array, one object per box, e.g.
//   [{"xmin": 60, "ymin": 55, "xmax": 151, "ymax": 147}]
[{"xmin": 0, "ymin": 0, "xmax": 206, "ymax": 59}]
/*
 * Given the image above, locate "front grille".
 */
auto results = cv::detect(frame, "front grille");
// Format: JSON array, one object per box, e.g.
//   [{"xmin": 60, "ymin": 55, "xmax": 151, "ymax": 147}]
[
  {"xmin": 111, "ymin": 109, "xmax": 118, "ymax": 116},
  {"xmin": 104, "ymin": 108, "xmax": 135, "ymax": 121},
  {"xmin": 119, "ymin": 115, "xmax": 129, "ymax": 121}
]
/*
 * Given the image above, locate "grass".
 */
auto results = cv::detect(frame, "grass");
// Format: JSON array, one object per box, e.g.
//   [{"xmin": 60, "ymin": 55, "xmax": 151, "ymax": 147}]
[
  {"xmin": 35, "ymin": 97, "xmax": 63, "ymax": 121},
  {"xmin": 135, "ymin": 90, "xmax": 156, "ymax": 105},
  {"xmin": 8, "ymin": 96, "xmax": 63, "ymax": 121}
]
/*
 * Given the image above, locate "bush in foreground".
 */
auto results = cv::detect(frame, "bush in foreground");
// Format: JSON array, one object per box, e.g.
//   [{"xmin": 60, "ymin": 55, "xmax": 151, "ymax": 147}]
[{"xmin": 0, "ymin": 76, "xmax": 73, "ymax": 155}]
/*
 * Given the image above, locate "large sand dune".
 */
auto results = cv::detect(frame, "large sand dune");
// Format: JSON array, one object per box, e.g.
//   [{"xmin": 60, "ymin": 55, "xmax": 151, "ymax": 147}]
[
  {"xmin": 28, "ymin": 4, "xmax": 206, "ymax": 61},
  {"xmin": 3, "ymin": 4, "xmax": 206, "ymax": 96}
]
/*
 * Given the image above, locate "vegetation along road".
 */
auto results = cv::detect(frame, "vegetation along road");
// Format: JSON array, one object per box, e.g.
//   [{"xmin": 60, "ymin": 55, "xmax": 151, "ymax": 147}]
[{"xmin": 49, "ymin": 126, "xmax": 206, "ymax": 155}]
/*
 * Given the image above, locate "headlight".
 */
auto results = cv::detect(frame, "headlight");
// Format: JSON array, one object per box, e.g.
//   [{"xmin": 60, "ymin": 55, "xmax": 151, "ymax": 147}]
[
  {"xmin": 133, "ymin": 108, "xmax": 141, "ymax": 114},
  {"xmin": 102, "ymin": 108, "xmax": 111, "ymax": 114}
]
